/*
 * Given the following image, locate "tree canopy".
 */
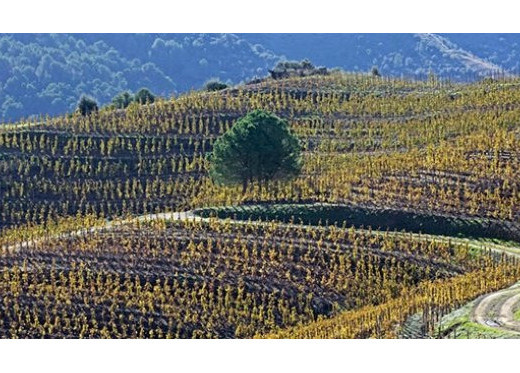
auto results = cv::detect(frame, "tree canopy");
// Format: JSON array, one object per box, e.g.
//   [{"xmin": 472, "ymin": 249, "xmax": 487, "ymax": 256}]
[
  {"xmin": 111, "ymin": 91, "xmax": 134, "ymax": 109},
  {"xmin": 209, "ymin": 110, "xmax": 302, "ymax": 192},
  {"xmin": 134, "ymin": 88, "xmax": 156, "ymax": 104},
  {"xmin": 77, "ymin": 95, "xmax": 98, "ymax": 116}
]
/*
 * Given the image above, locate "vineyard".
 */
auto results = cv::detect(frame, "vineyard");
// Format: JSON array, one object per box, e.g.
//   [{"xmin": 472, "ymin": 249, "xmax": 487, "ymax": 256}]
[{"xmin": 1, "ymin": 71, "xmax": 520, "ymax": 338}]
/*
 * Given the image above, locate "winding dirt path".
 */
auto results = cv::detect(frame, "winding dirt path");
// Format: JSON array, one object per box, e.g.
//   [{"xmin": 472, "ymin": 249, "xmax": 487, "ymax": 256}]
[
  {"xmin": 1, "ymin": 211, "xmax": 198, "ymax": 254},
  {"xmin": 471, "ymin": 282, "xmax": 520, "ymax": 335}
]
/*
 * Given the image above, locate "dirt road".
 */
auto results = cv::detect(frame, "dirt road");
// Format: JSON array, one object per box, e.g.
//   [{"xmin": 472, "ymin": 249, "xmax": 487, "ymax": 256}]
[
  {"xmin": 471, "ymin": 282, "xmax": 520, "ymax": 335},
  {"xmin": 2, "ymin": 211, "xmax": 198, "ymax": 253}
]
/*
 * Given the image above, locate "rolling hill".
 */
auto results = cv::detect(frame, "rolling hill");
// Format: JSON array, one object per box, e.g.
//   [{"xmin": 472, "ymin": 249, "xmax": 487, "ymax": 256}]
[{"xmin": 1, "ymin": 71, "xmax": 520, "ymax": 338}]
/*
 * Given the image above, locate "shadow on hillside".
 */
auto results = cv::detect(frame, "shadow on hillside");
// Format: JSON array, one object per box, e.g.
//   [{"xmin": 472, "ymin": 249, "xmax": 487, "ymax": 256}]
[{"xmin": 195, "ymin": 203, "xmax": 520, "ymax": 242}]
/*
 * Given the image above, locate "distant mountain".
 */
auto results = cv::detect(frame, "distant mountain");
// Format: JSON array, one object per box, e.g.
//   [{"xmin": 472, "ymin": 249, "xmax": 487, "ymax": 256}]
[
  {"xmin": 0, "ymin": 33, "xmax": 518, "ymax": 121},
  {"xmin": 239, "ymin": 33, "xmax": 516, "ymax": 78},
  {"xmin": 0, "ymin": 33, "xmax": 280, "ymax": 121}
]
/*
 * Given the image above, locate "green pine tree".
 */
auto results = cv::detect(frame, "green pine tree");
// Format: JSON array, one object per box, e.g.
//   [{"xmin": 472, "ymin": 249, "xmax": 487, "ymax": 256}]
[{"xmin": 209, "ymin": 110, "xmax": 302, "ymax": 193}]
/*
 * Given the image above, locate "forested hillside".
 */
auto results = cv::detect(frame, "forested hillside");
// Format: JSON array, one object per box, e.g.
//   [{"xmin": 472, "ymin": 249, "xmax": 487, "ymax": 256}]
[
  {"xmin": 241, "ymin": 33, "xmax": 518, "ymax": 78},
  {"xmin": 1, "ymin": 33, "xmax": 518, "ymax": 121},
  {"xmin": 0, "ymin": 34, "xmax": 279, "ymax": 120}
]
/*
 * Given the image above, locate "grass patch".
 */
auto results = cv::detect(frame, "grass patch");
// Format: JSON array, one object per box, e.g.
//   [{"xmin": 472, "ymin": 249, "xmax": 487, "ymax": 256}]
[
  {"xmin": 438, "ymin": 304, "xmax": 520, "ymax": 339},
  {"xmin": 434, "ymin": 300, "xmax": 512, "ymax": 339},
  {"xmin": 515, "ymin": 309, "xmax": 520, "ymax": 321},
  {"xmin": 445, "ymin": 321, "xmax": 519, "ymax": 339}
]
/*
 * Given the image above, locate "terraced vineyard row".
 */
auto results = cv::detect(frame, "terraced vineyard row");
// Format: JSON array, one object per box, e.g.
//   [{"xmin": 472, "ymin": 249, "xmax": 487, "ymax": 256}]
[
  {"xmin": 2, "ymin": 72, "xmax": 520, "ymax": 338},
  {"xmin": 2, "ymin": 217, "xmax": 517, "ymax": 338}
]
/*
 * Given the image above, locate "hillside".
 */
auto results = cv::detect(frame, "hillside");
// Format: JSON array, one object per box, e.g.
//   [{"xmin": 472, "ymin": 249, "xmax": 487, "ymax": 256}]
[
  {"xmin": 1, "ymin": 72, "xmax": 520, "ymax": 338},
  {"xmin": 1, "ymin": 33, "xmax": 519, "ymax": 122}
]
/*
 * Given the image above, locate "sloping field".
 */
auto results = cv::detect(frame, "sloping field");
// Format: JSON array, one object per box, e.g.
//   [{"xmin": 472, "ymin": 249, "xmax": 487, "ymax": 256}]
[
  {"xmin": 1, "ymin": 72, "xmax": 520, "ymax": 338},
  {"xmin": 2, "ymin": 216, "xmax": 518, "ymax": 338},
  {"xmin": 3, "ymin": 74, "xmax": 520, "ymax": 230}
]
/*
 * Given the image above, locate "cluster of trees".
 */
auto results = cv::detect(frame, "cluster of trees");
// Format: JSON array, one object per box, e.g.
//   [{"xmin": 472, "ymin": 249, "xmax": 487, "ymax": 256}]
[
  {"xmin": 204, "ymin": 80, "xmax": 229, "ymax": 92},
  {"xmin": 0, "ymin": 35, "xmax": 174, "ymax": 121},
  {"xmin": 77, "ymin": 88, "xmax": 156, "ymax": 116},
  {"xmin": 268, "ymin": 59, "xmax": 329, "ymax": 80},
  {"xmin": 110, "ymin": 88, "xmax": 156, "ymax": 109},
  {"xmin": 244, "ymin": 34, "xmax": 519, "ymax": 81}
]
